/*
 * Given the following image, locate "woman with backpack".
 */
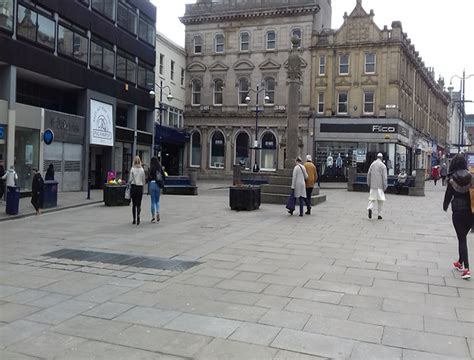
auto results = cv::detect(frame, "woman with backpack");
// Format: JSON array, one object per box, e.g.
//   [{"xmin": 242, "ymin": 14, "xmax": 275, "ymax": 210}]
[{"xmin": 148, "ymin": 157, "xmax": 166, "ymax": 223}]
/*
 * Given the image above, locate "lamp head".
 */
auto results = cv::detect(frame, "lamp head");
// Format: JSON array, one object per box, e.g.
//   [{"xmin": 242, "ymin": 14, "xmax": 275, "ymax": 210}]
[
  {"xmin": 167, "ymin": 93, "xmax": 174, "ymax": 102},
  {"xmin": 149, "ymin": 90, "xmax": 156, "ymax": 98},
  {"xmin": 245, "ymin": 95, "xmax": 251, "ymax": 104},
  {"xmin": 264, "ymin": 95, "xmax": 270, "ymax": 102}
]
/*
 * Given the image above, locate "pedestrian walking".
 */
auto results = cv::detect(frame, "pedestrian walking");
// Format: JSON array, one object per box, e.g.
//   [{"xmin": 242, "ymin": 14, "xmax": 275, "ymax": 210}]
[
  {"xmin": 0, "ymin": 165, "xmax": 5, "ymax": 201},
  {"xmin": 367, "ymin": 153, "xmax": 387, "ymax": 220},
  {"xmin": 45, "ymin": 163, "xmax": 54, "ymax": 181},
  {"xmin": 432, "ymin": 165, "xmax": 440, "ymax": 185},
  {"xmin": 443, "ymin": 154, "xmax": 472, "ymax": 279},
  {"xmin": 289, "ymin": 156, "xmax": 308, "ymax": 217},
  {"xmin": 440, "ymin": 162, "xmax": 448, "ymax": 186},
  {"xmin": 148, "ymin": 157, "xmax": 166, "ymax": 223},
  {"xmin": 129, "ymin": 156, "xmax": 146, "ymax": 225},
  {"xmin": 303, "ymin": 155, "xmax": 317, "ymax": 215},
  {"xmin": 31, "ymin": 168, "xmax": 43, "ymax": 215}
]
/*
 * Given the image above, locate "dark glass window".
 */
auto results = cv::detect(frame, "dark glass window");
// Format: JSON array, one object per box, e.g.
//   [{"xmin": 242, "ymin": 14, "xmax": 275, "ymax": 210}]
[
  {"xmin": 213, "ymin": 79, "xmax": 223, "ymax": 105},
  {"xmin": 193, "ymin": 35, "xmax": 202, "ymax": 54},
  {"xmin": 117, "ymin": 50, "xmax": 137, "ymax": 84},
  {"xmin": 58, "ymin": 23, "xmax": 88, "ymax": 63},
  {"xmin": 266, "ymin": 31, "xmax": 276, "ymax": 50},
  {"xmin": 17, "ymin": 5, "xmax": 55, "ymax": 50},
  {"xmin": 92, "ymin": 0, "xmax": 116, "ymax": 21},
  {"xmin": 90, "ymin": 38, "xmax": 114, "ymax": 75},
  {"xmin": 292, "ymin": 28, "xmax": 301, "ymax": 48},
  {"xmin": 117, "ymin": 0, "xmax": 137, "ymax": 34},
  {"xmin": 240, "ymin": 32, "xmax": 249, "ymax": 51},
  {"xmin": 265, "ymin": 77, "xmax": 275, "ymax": 104},
  {"xmin": 238, "ymin": 78, "xmax": 249, "ymax": 105},
  {"xmin": 138, "ymin": 62, "xmax": 154, "ymax": 90},
  {"xmin": 138, "ymin": 15, "xmax": 155, "ymax": 46},
  {"xmin": 192, "ymin": 79, "xmax": 201, "ymax": 105},
  {"xmin": 190, "ymin": 131, "xmax": 201, "ymax": 167},
  {"xmin": 0, "ymin": 0, "xmax": 14, "ymax": 31}
]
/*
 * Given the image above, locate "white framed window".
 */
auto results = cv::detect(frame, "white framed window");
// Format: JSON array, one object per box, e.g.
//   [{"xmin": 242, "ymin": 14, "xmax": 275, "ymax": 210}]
[
  {"xmin": 319, "ymin": 55, "xmax": 326, "ymax": 76},
  {"xmin": 213, "ymin": 79, "xmax": 223, "ymax": 106},
  {"xmin": 266, "ymin": 30, "xmax": 276, "ymax": 50},
  {"xmin": 190, "ymin": 131, "xmax": 201, "ymax": 167},
  {"xmin": 159, "ymin": 54, "xmax": 164, "ymax": 75},
  {"xmin": 265, "ymin": 77, "xmax": 275, "ymax": 105},
  {"xmin": 337, "ymin": 91, "xmax": 348, "ymax": 114},
  {"xmin": 180, "ymin": 68, "xmax": 185, "ymax": 86},
  {"xmin": 240, "ymin": 32, "xmax": 249, "ymax": 52},
  {"xmin": 210, "ymin": 130, "xmax": 225, "ymax": 169},
  {"xmin": 214, "ymin": 33, "xmax": 224, "ymax": 53},
  {"xmin": 339, "ymin": 54, "xmax": 349, "ymax": 75},
  {"xmin": 317, "ymin": 92, "xmax": 324, "ymax": 114},
  {"xmin": 192, "ymin": 79, "xmax": 201, "ymax": 106},
  {"xmin": 193, "ymin": 35, "xmax": 202, "ymax": 54},
  {"xmin": 260, "ymin": 131, "xmax": 277, "ymax": 170},
  {"xmin": 365, "ymin": 53, "xmax": 376, "ymax": 74},
  {"xmin": 170, "ymin": 60, "xmax": 175, "ymax": 81},
  {"xmin": 291, "ymin": 28, "xmax": 301, "ymax": 48},
  {"xmin": 238, "ymin": 78, "xmax": 249, "ymax": 105},
  {"xmin": 363, "ymin": 91, "xmax": 375, "ymax": 114}
]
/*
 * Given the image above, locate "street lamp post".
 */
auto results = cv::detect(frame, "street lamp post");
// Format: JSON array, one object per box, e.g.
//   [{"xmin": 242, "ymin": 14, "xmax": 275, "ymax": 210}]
[
  {"xmin": 449, "ymin": 70, "xmax": 474, "ymax": 152},
  {"xmin": 149, "ymin": 80, "xmax": 173, "ymax": 159},
  {"xmin": 245, "ymin": 83, "xmax": 270, "ymax": 172},
  {"xmin": 307, "ymin": 112, "xmax": 317, "ymax": 163}
]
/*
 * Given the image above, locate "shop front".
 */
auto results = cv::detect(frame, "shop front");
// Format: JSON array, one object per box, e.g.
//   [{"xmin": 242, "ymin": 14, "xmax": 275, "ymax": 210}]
[{"xmin": 156, "ymin": 125, "xmax": 188, "ymax": 175}]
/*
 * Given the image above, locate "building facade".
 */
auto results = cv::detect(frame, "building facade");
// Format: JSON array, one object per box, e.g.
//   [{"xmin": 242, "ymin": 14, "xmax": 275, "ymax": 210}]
[
  {"xmin": 180, "ymin": 0, "xmax": 331, "ymax": 177},
  {"xmin": 311, "ymin": 0, "xmax": 449, "ymax": 180},
  {"xmin": 0, "ymin": 0, "xmax": 156, "ymax": 191},
  {"xmin": 155, "ymin": 32, "xmax": 187, "ymax": 175}
]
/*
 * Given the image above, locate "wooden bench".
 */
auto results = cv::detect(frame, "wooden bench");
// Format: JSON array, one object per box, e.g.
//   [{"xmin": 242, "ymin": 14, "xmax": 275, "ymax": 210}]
[
  {"xmin": 162, "ymin": 176, "xmax": 198, "ymax": 195},
  {"xmin": 353, "ymin": 175, "xmax": 414, "ymax": 195}
]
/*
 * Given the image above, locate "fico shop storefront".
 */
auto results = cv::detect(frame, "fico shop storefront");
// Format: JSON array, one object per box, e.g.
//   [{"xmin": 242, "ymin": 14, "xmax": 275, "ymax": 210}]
[{"xmin": 314, "ymin": 119, "xmax": 414, "ymax": 181}]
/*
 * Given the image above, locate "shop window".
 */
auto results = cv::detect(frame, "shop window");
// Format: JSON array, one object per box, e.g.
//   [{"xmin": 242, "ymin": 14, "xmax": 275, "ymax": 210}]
[
  {"xmin": 193, "ymin": 35, "xmax": 202, "ymax": 54},
  {"xmin": 210, "ymin": 131, "xmax": 225, "ymax": 169},
  {"xmin": 170, "ymin": 60, "xmax": 175, "ymax": 81},
  {"xmin": 138, "ymin": 61, "xmax": 154, "ymax": 90},
  {"xmin": 17, "ymin": 5, "xmax": 55, "ymax": 50},
  {"xmin": 365, "ymin": 53, "xmax": 376, "ymax": 74},
  {"xmin": 235, "ymin": 132, "xmax": 250, "ymax": 169},
  {"xmin": 138, "ymin": 14, "xmax": 155, "ymax": 46},
  {"xmin": 265, "ymin": 77, "xmax": 275, "ymax": 105},
  {"xmin": 190, "ymin": 131, "xmax": 201, "ymax": 167},
  {"xmin": 159, "ymin": 54, "xmax": 164, "ymax": 75},
  {"xmin": 339, "ymin": 54, "xmax": 349, "ymax": 75},
  {"xmin": 213, "ymin": 79, "xmax": 223, "ymax": 106},
  {"xmin": 338, "ymin": 91, "xmax": 348, "ymax": 114},
  {"xmin": 363, "ymin": 91, "xmax": 375, "ymax": 114},
  {"xmin": 260, "ymin": 132, "xmax": 277, "ymax": 170},
  {"xmin": 58, "ymin": 22, "xmax": 88, "ymax": 63},
  {"xmin": 91, "ymin": 38, "xmax": 114, "ymax": 75},
  {"xmin": 117, "ymin": 0, "xmax": 137, "ymax": 35},
  {"xmin": 291, "ymin": 28, "xmax": 301, "ymax": 48},
  {"xmin": 117, "ymin": 49, "xmax": 137, "ymax": 84},
  {"xmin": 192, "ymin": 79, "xmax": 201, "ymax": 105},
  {"xmin": 319, "ymin": 55, "xmax": 326, "ymax": 76},
  {"xmin": 266, "ymin": 30, "xmax": 276, "ymax": 50},
  {"xmin": 92, "ymin": 0, "xmax": 116, "ymax": 21},
  {"xmin": 240, "ymin": 32, "xmax": 249, "ymax": 52},
  {"xmin": 214, "ymin": 33, "xmax": 224, "ymax": 53},
  {"xmin": 238, "ymin": 78, "xmax": 249, "ymax": 105},
  {"xmin": 14, "ymin": 127, "xmax": 40, "ymax": 191},
  {"xmin": 317, "ymin": 92, "xmax": 324, "ymax": 114},
  {"xmin": 0, "ymin": 0, "xmax": 14, "ymax": 31}
]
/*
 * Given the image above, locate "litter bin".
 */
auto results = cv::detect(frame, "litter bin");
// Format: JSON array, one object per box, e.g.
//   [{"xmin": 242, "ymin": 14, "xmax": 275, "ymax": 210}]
[
  {"xmin": 6, "ymin": 186, "xmax": 20, "ymax": 215},
  {"xmin": 41, "ymin": 181, "xmax": 58, "ymax": 208}
]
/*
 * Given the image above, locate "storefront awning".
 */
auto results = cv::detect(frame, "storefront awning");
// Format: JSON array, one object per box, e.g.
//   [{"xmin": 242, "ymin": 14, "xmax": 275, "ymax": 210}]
[{"xmin": 155, "ymin": 125, "xmax": 189, "ymax": 145}]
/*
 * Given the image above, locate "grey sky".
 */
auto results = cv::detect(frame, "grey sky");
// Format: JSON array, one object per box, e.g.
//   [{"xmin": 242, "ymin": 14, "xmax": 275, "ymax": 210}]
[{"xmin": 151, "ymin": 0, "xmax": 474, "ymax": 113}]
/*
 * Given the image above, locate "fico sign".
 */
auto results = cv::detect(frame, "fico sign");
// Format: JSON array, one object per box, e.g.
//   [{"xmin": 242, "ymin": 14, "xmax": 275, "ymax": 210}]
[{"xmin": 372, "ymin": 125, "xmax": 396, "ymax": 133}]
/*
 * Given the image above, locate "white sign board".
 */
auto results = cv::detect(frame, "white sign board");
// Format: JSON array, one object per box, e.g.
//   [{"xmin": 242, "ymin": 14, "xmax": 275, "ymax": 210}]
[
  {"xmin": 90, "ymin": 99, "xmax": 114, "ymax": 146},
  {"xmin": 355, "ymin": 149, "xmax": 366, "ymax": 163}
]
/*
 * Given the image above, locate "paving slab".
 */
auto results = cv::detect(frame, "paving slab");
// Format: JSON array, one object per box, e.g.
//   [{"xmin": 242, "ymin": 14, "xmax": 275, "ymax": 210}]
[{"xmin": 349, "ymin": 342, "xmax": 402, "ymax": 360}]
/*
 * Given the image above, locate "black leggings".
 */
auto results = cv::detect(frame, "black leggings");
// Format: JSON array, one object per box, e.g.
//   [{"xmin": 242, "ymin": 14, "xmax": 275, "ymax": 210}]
[
  {"xmin": 452, "ymin": 211, "xmax": 473, "ymax": 269},
  {"xmin": 131, "ymin": 185, "xmax": 143, "ymax": 221},
  {"xmin": 31, "ymin": 192, "xmax": 40, "ymax": 212}
]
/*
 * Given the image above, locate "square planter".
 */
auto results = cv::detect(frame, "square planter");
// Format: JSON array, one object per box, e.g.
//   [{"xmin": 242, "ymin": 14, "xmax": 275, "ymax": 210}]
[
  {"xmin": 229, "ymin": 186, "xmax": 261, "ymax": 211},
  {"xmin": 103, "ymin": 184, "xmax": 130, "ymax": 206}
]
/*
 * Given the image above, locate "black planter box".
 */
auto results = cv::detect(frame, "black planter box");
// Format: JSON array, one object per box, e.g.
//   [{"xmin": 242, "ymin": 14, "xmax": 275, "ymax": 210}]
[
  {"xmin": 103, "ymin": 184, "xmax": 131, "ymax": 206},
  {"xmin": 229, "ymin": 186, "xmax": 261, "ymax": 211}
]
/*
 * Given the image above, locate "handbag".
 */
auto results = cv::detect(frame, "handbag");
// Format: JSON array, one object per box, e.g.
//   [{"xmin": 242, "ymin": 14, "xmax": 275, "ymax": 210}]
[
  {"xmin": 156, "ymin": 170, "xmax": 165, "ymax": 188},
  {"xmin": 125, "ymin": 170, "xmax": 135, "ymax": 200},
  {"xmin": 286, "ymin": 191, "xmax": 296, "ymax": 212}
]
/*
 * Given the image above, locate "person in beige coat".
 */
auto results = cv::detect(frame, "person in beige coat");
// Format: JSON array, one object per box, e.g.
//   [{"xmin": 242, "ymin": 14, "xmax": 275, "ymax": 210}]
[
  {"xmin": 367, "ymin": 153, "xmax": 388, "ymax": 220},
  {"xmin": 291, "ymin": 156, "xmax": 308, "ymax": 217}
]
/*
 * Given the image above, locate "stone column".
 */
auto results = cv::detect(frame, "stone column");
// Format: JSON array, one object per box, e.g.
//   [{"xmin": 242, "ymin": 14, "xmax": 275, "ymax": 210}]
[{"xmin": 284, "ymin": 38, "xmax": 302, "ymax": 169}]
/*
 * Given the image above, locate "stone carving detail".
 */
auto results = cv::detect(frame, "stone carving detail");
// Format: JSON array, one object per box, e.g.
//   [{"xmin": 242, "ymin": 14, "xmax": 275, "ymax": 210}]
[{"xmin": 287, "ymin": 37, "xmax": 302, "ymax": 80}]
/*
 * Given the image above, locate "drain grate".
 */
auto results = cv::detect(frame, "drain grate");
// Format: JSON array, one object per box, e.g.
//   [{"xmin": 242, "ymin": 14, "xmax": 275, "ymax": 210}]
[{"xmin": 41, "ymin": 248, "xmax": 200, "ymax": 272}]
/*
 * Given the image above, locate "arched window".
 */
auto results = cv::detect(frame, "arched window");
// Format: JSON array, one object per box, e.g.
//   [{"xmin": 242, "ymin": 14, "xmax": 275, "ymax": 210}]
[
  {"xmin": 190, "ymin": 131, "xmax": 201, "ymax": 167},
  {"xmin": 193, "ymin": 35, "xmax": 202, "ymax": 54},
  {"xmin": 213, "ymin": 79, "xmax": 223, "ymax": 105},
  {"xmin": 265, "ymin": 77, "xmax": 275, "ymax": 105},
  {"xmin": 210, "ymin": 131, "xmax": 225, "ymax": 168},
  {"xmin": 235, "ymin": 132, "xmax": 250, "ymax": 169},
  {"xmin": 291, "ymin": 28, "xmax": 301, "ymax": 48},
  {"xmin": 192, "ymin": 79, "xmax": 201, "ymax": 105},
  {"xmin": 240, "ymin": 32, "xmax": 250, "ymax": 52},
  {"xmin": 260, "ymin": 132, "xmax": 277, "ymax": 170},
  {"xmin": 238, "ymin": 78, "xmax": 249, "ymax": 105},
  {"xmin": 266, "ymin": 30, "xmax": 276, "ymax": 50},
  {"xmin": 214, "ymin": 33, "xmax": 224, "ymax": 53}
]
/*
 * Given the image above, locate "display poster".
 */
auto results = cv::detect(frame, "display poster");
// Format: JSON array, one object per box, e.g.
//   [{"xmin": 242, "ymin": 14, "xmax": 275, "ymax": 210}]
[
  {"xmin": 90, "ymin": 99, "xmax": 114, "ymax": 146},
  {"xmin": 467, "ymin": 153, "xmax": 474, "ymax": 174},
  {"xmin": 355, "ymin": 149, "xmax": 366, "ymax": 163},
  {"xmin": 25, "ymin": 144, "xmax": 33, "ymax": 165}
]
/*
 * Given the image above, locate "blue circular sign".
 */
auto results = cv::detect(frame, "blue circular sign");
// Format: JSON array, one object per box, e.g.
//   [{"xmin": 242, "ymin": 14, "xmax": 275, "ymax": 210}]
[{"xmin": 43, "ymin": 129, "xmax": 54, "ymax": 145}]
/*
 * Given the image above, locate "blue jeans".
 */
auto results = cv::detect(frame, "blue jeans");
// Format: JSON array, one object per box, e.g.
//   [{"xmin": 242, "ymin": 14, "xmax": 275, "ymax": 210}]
[{"xmin": 149, "ymin": 181, "xmax": 161, "ymax": 216}]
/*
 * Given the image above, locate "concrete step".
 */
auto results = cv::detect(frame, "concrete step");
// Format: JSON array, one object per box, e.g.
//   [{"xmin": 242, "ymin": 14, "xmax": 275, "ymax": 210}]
[
  {"xmin": 261, "ymin": 193, "xmax": 326, "ymax": 206},
  {"xmin": 267, "ymin": 176, "xmax": 292, "ymax": 186},
  {"xmin": 261, "ymin": 185, "xmax": 320, "ymax": 196}
]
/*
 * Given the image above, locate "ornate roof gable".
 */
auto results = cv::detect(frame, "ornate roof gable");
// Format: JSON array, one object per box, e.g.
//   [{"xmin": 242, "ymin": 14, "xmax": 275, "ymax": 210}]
[
  {"xmin": 334, "ymin": 0, "xmax": 382, "ymax": 44},
  {"xmin": 258, "ymin": 59, "xmax": 281, "ymax": 71},
  {"xmin": 209, "ymin": 61, "xmax": 229, "ymax": 72},
  {"xmin": 233, "ymin": 59, "xmax": 255, "ymax": 72},
  {"xmin": 187, "ymin": 61, "xmax": 207, "ymax": 73}
]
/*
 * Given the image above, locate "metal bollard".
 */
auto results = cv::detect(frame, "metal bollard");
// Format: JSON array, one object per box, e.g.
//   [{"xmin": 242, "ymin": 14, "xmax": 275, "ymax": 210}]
[{"xmin": 87, "ymin": 180, "xmax": 91, "ymax": 200}]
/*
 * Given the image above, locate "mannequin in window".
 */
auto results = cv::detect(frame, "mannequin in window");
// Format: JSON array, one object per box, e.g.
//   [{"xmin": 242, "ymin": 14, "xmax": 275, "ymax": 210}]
[{"xmin": 326, "ymin": 153, "xmax": 333, "ymax": 176}]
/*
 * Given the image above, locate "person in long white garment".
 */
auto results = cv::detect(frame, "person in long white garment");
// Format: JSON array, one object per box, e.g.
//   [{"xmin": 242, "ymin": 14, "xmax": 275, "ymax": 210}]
[{"xmin": 367, "ymin": 153, "xmax": 388, "ymax": 220}]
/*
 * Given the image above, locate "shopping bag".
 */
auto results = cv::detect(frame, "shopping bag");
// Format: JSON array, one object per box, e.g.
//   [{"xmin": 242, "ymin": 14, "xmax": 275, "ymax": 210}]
[
  {"xmin": 125, "ymin": 184, "xmax": 131, "ymax": 200},
  {"xmin": 286, "ymin": 192, "xmax": 296, "ymax": 212}
]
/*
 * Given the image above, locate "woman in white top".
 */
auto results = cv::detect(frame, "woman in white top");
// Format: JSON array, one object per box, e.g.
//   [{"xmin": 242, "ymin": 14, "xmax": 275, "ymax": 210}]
[{"xmin": 129, "ymin": 156, "xmax": 146, "ymax": 225}]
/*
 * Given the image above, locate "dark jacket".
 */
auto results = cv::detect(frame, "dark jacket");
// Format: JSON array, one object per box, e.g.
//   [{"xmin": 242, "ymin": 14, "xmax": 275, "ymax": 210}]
[
  {"xmin": 443, "ymin": 169, "xmax": 472, "ymax": 213},
  {"xmin": 45, "ymin": 168, "xmax": 54, "ymax": 181},
  {"xmin": 32, "ymin": 173, "xmax": 44, "ymax": 195}
]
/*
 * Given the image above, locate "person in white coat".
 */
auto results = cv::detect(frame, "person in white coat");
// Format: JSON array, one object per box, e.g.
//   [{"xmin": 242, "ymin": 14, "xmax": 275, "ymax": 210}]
[
  {"xmin": 367, "ymin": 153, "xmax": 388, "ymax": 219},
  {"xmin": 291, "ymin": 156, "xmax": 308, "ymax": 217},
  {"xmin": 2, "ymin": 165, "xmax": 18, "ymax": 187}
]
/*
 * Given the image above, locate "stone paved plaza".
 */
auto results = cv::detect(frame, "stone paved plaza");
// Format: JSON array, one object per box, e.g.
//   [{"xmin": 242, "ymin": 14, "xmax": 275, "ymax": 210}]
[{"xmin": 0, "ymin": 182, "xmax": 473, "ymax": 359}]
